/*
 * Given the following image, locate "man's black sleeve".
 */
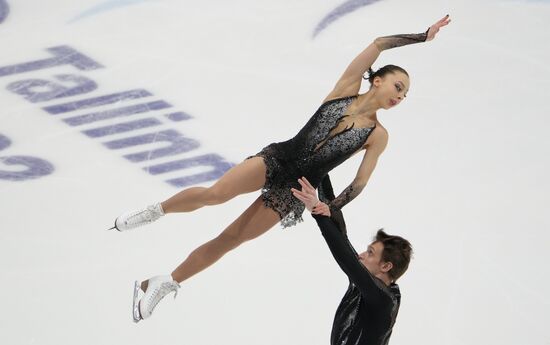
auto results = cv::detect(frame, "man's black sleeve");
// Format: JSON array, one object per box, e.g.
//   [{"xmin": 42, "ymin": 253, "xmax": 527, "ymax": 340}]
[{"xmin": 313, "ymin": 214, "xmax": 384, "ymax": 304}]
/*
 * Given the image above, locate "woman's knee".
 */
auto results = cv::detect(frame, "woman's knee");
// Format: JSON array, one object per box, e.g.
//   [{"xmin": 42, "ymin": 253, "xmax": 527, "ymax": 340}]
[
  {"xmin": 204, "ymin": 186, "xmax": 233, "ymax": 205},
  {"xmin": 215, "ymin": 231, "xmax": 247, "ymax": 250}
]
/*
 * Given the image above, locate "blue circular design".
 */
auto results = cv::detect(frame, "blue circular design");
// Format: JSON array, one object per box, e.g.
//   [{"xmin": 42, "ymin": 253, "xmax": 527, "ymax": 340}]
[
  {"xmin": 0, "ymin": 0, "xmax": 10, "ymax": 24},
  {"xmin": 0, "ymin": 134, "xmax": 11, "ymax": 151},
  {"xmin": 313, "ymin": 0, "xmax": 382, "ymax": 38},
  {"xmin": 69, "ymin": 0, "xmax": 152, "ymax": 23}
]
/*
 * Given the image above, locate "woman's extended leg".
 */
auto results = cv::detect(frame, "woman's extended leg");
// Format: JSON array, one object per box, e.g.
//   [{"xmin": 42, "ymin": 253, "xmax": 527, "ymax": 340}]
[
  {"xmin": 170, "ymin": 196, "xmax": 280, "ymax": 283},
  {"xmin": 161, "ymin": 157, "xmax": 266, "ymax": 213},
  {"xmin": 113, "ymin": 157, "xmax": 267, "ymax": 231},
  {"xmin": 135, "ymin": 197, "xmax": 280, "ymax": 321}
]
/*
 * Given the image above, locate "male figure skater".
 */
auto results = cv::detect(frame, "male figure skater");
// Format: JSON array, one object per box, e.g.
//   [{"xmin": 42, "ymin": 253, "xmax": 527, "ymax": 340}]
[{"xmin": 291, "ymin": 177, "xmax": 412, "ymax": 345}]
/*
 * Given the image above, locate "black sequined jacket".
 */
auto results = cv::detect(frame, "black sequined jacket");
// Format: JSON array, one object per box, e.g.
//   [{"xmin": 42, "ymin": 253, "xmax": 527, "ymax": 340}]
[{"xmin": 313, "ymin": 214, "xmax": 401, "ymax": 345}]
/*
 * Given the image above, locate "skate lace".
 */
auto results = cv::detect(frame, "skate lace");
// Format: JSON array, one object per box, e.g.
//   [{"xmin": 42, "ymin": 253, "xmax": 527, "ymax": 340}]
[
  {"xmin": 147, "ymin": 281, "xmax": 180, "ymax": 313},
  {"xmin": 125, "ymin": 205, "xmax": 159, "ymax": 226}
]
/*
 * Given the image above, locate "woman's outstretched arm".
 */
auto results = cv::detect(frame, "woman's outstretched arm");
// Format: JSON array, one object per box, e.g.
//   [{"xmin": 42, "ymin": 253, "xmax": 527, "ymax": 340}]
[
  {"xmin": 324, "ymin": 42, "xmax": 382, "ymax": 102},
  {"xmin": 325, "ymin": 15, "xmax": 451, "ymax": 101}
]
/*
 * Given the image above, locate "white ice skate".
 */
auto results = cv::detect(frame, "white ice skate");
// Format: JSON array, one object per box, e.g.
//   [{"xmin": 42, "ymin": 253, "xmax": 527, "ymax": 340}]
[
  {"xmin": 132, "ymin": 275, "xmax": 180, "ymax": 323},
  {"xmin": 110, "ymin": 203, "xmax": 164, "ymax": 231}
]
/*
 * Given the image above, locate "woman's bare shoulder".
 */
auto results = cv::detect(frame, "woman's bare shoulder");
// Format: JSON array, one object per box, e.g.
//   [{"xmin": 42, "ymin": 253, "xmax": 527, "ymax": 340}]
[
  {"xmin": 365, "ymin": 123, "xmax": 389, "ymax": 151},
  {"xmin": 374, "ymin": 123, "xmax": 388, "ymax": 138}
]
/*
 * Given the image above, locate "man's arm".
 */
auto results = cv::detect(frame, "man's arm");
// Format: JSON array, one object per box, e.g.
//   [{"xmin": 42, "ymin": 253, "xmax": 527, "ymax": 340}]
[
  {"xmin": 317, "ymin": 174, "xmax": 347, "ymax": 235},
  {"xmin": 312, "ymin": 214, "xmax": 384, "ymax": 304}
]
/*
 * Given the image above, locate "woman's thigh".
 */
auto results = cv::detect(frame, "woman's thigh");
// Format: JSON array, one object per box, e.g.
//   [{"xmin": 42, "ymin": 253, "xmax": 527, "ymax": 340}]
[{"xmin": 208, "ymin": 156, "xmax": 267, "ymax": 200}]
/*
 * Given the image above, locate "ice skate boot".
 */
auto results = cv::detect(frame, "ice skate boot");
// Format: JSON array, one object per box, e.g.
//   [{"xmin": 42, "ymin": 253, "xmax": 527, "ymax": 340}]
[
  {"xmin": 132, "ymin": 275, "xmax": 180, "ymax": 323},
  {"xmin": 110, "ymin": 203, "xmax": 164, "ymax": 231}
]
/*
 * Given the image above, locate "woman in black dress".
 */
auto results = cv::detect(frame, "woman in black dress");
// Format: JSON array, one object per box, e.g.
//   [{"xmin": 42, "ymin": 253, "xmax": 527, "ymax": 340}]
[{"xmin": 113, "ymin": 15, "xmax": 451, "ymax": 322}]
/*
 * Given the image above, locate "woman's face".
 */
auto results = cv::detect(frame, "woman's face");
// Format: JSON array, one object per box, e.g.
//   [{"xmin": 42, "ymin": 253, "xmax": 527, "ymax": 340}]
[{"xmin": 373, "ymin": 71, "xmax": 410, "ymax": 109}]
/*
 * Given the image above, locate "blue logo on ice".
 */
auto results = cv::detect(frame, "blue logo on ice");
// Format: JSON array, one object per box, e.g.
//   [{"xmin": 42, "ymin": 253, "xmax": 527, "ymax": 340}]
[
  {"xmin": 69, "ymin": 0, "xmax": 154, "ymax": 23},
  {"xmin": 0, "ymin": 0, "xmax": 10, "ymax": 24},
  {"xmin": 313, "ymin": 0, "xmax": 382, "ymax": 38}
]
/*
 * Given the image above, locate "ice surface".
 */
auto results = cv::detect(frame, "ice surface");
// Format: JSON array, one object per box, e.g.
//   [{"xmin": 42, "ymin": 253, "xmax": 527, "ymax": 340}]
[{"xmin": 1, "ymin": 1, "xmax": 549, "ymax": 344}]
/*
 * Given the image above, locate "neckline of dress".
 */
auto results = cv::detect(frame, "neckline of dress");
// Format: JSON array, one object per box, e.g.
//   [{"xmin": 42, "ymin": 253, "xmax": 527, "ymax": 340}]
[{"xmin": 320, "ymin": 94, "xmax": 358, "ymax": 108}]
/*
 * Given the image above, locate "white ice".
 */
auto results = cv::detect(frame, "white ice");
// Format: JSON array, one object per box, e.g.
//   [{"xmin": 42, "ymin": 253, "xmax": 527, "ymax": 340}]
[{"xmin": 1, "ymin": 0, "xmax": 549, "ymax": 344}]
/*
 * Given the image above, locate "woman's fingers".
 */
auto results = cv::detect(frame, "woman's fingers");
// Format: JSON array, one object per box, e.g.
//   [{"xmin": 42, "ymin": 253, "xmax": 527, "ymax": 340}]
[
  {"xmin": 427, "ymin": 15, "xmax": 450, "ymax": 41},
  {"xmin": 432, "ymin": 15, "xmax": 450, "ymax": 30},
  {"xmin": 438, "ymin": 15, "xmax": 451, "ymax": 26}
]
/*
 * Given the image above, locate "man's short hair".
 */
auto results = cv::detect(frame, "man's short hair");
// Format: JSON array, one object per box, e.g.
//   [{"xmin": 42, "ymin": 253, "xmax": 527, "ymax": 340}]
[{"xmin": 374, "ymin": 229, "xmax": 413, "ymax": 281}]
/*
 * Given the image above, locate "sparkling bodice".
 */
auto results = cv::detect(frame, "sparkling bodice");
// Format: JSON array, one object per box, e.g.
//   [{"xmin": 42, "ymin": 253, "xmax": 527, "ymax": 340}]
[{"xmin": 267, "ymin": 95, "xmax": 375, "ymax": 186}]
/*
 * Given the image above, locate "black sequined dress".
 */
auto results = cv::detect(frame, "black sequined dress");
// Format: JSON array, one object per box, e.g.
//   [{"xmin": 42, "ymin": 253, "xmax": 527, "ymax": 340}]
[{"xmin": 249, "ymin": 95, "xmax": 376, "ymax": 228}]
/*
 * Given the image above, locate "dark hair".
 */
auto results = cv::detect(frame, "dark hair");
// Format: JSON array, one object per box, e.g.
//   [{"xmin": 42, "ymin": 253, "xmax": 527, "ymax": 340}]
[
  {"xmin": 374, "ymin": 229, "xmax": 413, "ymax": 282},
  {"xmin": 363, "ymin": 64, "xmax": 409, "ymax": 85}
]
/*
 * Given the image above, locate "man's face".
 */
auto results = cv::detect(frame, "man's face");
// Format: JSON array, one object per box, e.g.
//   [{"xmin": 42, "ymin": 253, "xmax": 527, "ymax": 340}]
[{"xmin": 358, "ymin": 241, "xmax": 390, "ymax": 275}]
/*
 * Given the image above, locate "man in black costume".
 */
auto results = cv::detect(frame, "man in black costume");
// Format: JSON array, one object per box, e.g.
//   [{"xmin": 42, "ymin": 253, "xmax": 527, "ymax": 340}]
[{"xmin": 292, "ymin": 177, "xmax": 413, "ymax": 345}]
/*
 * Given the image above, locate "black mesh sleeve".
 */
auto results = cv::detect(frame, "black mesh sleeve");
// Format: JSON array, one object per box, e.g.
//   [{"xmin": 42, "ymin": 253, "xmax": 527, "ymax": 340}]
[{"xmin": 374, "ymin": 30, "xmax": 429, "ymax": 51}]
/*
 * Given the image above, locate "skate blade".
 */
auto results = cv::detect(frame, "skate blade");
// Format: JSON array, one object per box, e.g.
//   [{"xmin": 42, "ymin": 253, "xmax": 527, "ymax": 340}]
[
  {"xmin": 132, "ymin": 281, "xmax": 142, "ymax": 323},
  {"xmin": 107, "ymin": 223, "xmax": 120, "ymax": 232}
]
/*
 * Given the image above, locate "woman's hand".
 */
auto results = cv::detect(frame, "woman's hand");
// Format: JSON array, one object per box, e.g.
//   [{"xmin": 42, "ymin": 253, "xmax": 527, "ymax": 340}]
[
  {"xmin": 426, "ymin": 14, "xmax": 451, "ymax": 42},
  {"xmin": 291, "ymin": 177, "xmax": 331, "ymax": 217}
]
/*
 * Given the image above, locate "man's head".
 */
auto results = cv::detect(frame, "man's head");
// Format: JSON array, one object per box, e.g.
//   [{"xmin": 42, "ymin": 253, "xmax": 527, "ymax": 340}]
[{"xmin": 358, "ymin": 229, "xmax": 413, "ymax": 283}]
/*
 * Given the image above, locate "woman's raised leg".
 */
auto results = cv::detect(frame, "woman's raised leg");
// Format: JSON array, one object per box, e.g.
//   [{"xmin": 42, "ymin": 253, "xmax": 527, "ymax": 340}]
[
  {"xmin": 113, "ymin": 157, "xmax": 267, "ymax": 231},
  {"xmin": 161, "ymin": 157, "xmax": 266, "ymax": 213}
]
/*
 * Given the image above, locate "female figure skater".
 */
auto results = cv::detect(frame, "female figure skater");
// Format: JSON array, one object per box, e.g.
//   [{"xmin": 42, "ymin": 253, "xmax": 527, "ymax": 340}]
[{"xmin": 113, "ymin": 15, "xmax": 451, "ymax": 322}]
